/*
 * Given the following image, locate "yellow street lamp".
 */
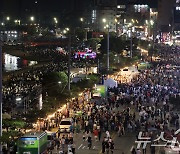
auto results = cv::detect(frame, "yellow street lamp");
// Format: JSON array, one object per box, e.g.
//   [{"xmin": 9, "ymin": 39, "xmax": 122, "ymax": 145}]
[
  {"xmin": 65, "ymin": 27, "xmax": 70, "ymax": 31},
  {"xmin": 80, "ymin": 17, "xmax": 84, "ymax": 22},
  {"xmin": 30, "ymin": 16, "xmax": 34, "ymax": 21},
  {"xmin": 6, "ymin": 17, "xmax": 10, "ymax": 21},
  {"xmin": 102, "ymin": 18, "xmax": 110, "ymax": 71},
  {"xmin": 63, "ymin": 30, "xmax": 67, "ymax": 34},
  {"xmin": 102, "ymin": 18, "xmax": 107, "ymax": 23}
]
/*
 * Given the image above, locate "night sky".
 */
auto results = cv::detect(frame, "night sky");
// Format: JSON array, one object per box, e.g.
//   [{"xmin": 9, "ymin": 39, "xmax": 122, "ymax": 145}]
[{"xmin": 0, "ymin": 0, "xmax": 158, "ymax": 19}]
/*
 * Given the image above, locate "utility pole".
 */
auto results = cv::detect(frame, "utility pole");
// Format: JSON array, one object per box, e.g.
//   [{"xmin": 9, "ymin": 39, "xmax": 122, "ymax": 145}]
[
  {"xmin": 152, "ymin": 22, "xmax": 156, "ymax": 62},
  {"xmin": 107, "ymin": 26, "xmax": 110, "ymax": 71},
  {"xmin": 130, "ymin": 27, "xmax": 133, "ymax": 58},
  {"xmin": 97, "ymin": 59, "xmax": 100, "ymax": 74},
  {"xmin": 0, "ymin": 43, "xmax": 2, "ymax": 153},
  {"xmin": 68, "ymin": 35, "xmax": 71, "ymax": 91}
]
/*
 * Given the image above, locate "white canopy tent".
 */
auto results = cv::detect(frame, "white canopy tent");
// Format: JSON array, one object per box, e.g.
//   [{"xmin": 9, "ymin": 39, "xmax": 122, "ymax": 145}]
[{"xmin": 104, "ymin": 78, "xmax": 118, "ymax": 88}]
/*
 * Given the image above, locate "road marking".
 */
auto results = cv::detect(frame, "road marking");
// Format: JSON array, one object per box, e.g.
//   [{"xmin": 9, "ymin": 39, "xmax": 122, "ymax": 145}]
[
  {"xmin": 82, "ymin": 146, "xmax": 86, "ymax": 149},
  {"xmin": 78, "ymin": 144, "xmax": 83, "ymax": 149}
]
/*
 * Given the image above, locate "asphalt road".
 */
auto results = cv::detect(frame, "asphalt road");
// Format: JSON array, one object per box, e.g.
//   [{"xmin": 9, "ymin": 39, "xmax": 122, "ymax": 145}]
[
  {"xmin": 51, "ymin": 130, "xmax": 137, "ymax": 154},
  {"xmin": 51, "ymin": 131, "xmax": 163, "ymax": 154}
]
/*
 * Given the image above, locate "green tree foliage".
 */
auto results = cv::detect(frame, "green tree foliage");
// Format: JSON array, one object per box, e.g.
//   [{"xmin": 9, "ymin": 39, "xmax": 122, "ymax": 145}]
[
  {"xmin": 43, "ymin": 72, "xmax": 68, "ymax": 97},
  {"xmin": 86, "ymin": 38, "xmax": 101, "ymax": 50},
  {"xmin": 75, "ymin": 28, "xmax": 86, "ymax": 41},
  {"xmin": 44, "ymin": 72, "xmax": 68, "ymax": 85},
  {"xmin": 3, "ymin": 119, "xmax": 26, "ymax": 132},
  {"xmin": 100, "ymin": 35, "xmax": 128, "ymax": 54}
]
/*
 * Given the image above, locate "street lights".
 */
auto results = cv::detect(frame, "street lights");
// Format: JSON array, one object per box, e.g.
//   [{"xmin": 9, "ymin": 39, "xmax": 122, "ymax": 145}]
[
  {"xmin": 0, "ymin": 43, "xmax": 2, "ymax": 152},
  {"xmin": 63, "ymin": 28, "xmax": 70, "ymax": 34},
  {"xmin": 102, "ymin": 18, "xmax": 110, "ymax": 71},
  {"xmin": 54, "ymin": 17, "xmax": 58, "ymax": 24},
  {"xmin": 80, "ymin": 17, "xmax": 84, "ymax": 29},
  {"xmin": 63, "ymin": 27, "xmax": 71, "ymax": 91},
  {"xmin": 6, "ymin": 16, "xmax": 10, "ymax": 21},
  {"xmin": 30, "ymin": 16, "xmax": 35, "ymax": 22},
  {"xmin": 128, "ymin": 22, "xmax": 133, "ymax": 58},
  {"xmin": 80, "ymin": 17, "xmax": 84, "ymax": 22},
  {"xmin": 14, "ymin": 20, "xmax": 21, "ymax": 25}
]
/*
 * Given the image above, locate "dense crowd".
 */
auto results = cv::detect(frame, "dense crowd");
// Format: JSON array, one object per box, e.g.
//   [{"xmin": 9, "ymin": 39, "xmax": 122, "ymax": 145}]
[
  {"xmin": 40, "ymin": 45, "xmax": 180, "ymax": 154},
  {"xmin": 2, "ymin": 60, "xmax": 67, "ymax": 112},
  {"xmin": 26, "ymin": 47, "xmax": 67, "ymax": 62},
  {"xmin": 2, "ymin": 46, "xmax": 91, "ymax": 113},
  {"xmin": 2, "ymin": 43, "xmax": 180, "ymax": 153}
]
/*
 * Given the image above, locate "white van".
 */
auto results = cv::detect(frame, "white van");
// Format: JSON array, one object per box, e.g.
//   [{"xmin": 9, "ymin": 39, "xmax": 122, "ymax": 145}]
[{"xmin": 59, "ymin": 118, "xmax": 73, "ymax": 132}]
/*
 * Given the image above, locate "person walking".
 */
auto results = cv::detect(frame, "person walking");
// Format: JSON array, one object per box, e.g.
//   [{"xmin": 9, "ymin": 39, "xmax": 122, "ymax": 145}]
[
  {"xmin": 150, "ymin": 145, "xmax": 155, "ymax": 154},
  {"xmin": 110, "ymin": 140, "xmax": 114, "ymax": 154},
  {"xmin": 131, "ymin": 146, "xmax": 136, "ymax": 154},
  {"xmin": 98, "ymin": 129, "xmax": 102, "ymax": 141},
  {"xmin": 93, "ymin": 129, "xmax": 98, "ymax": 142},
  {"xmin": 102, "ymin": 138, "xmax": 106, "ymax": 154},
  {"xmin": 142, "ymin": 146, "xmax": 146, "ymax": 154},
  {"xmin": 106, "ymin": 131, "xmax": 110, "ymax": 139},
  {"xmin": 105, "ymin": 140, "xmax": 110, "ymax": 154},
  {"xmin": 87, "ymin": 135, "xmax": 92, "ymax": 149}
]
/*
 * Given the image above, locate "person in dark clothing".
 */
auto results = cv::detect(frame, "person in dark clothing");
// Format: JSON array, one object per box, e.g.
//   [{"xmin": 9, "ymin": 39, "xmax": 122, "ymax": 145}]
[
  {"xmin": 98, "ymin": 130, "xmax": 102, "ymax": 141},
  {"xmin": 110, "ymin": 140, "xmax": 114, "ymax": 154},
  {"xmin": 131, "ymin": 147, "xmax": 136, "ymax": 154},
  {"xmin": 102, "ymin": 138, "xmax": 106, "ymax": 153},
  {"xmin": 105, "ymin": 141, "xmax": 110, "ymax": 154},
  {"xmin": 87, "ymin": 136, "xmax": 92, "ymax": 149},
  {"xmin": 150, "ymin": 145, "xmax": 155, "ymax": 154}
]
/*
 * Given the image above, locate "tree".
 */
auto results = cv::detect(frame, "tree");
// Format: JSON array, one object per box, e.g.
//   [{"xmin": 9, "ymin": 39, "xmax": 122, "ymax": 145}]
[
  {"xmin": 86, "ymin": 38, "xmax": 101, "ymax": 50},
  {"xmin": 43, "ymin": 72, "xmax": 68, "ymax": 97},
  {"xmin": 100, "ymin": 35, "xmax": 128, "ymax": 55},
  {"xmin": 3, "ymin": 119, "xmax": 26, "ymax": 132},
  {"xmin": 75, "ymin": 28, "xmax": 86, "ymax": 41}
]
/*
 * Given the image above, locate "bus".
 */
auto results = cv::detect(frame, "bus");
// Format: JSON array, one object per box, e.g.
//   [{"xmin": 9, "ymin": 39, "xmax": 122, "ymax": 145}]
[{"xmin": 17, "ymin": 132, "xmax": 48, "ymax": 154}]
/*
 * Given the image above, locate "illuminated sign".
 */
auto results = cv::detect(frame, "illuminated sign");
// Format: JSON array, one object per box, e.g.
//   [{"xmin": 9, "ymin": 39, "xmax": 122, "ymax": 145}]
[
  {"xmin": 176, "ymin": 7, "xmax": 180, "ymax": 10},
  {"xmin": 74, "ymin": 51, "xmax": 96, "ymax": 59},
  {"xmin": 74, "ymin": 48, "xmax": 96, "ymax": 59},
  {"xmin": 134, "ymin": 4, "xmax": 149, "ymax": 13}
]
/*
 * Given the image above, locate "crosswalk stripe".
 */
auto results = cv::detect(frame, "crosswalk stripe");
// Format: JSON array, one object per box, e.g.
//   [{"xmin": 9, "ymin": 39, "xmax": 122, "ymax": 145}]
[{"xmin": 78, "ymin": 144, "xmax": 83, "ymax": 149}]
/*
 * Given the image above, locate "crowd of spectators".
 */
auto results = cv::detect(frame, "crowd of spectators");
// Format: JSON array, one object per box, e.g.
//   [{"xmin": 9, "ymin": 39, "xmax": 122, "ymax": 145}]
[{"xmin": 38, "ymin": 44, "xmax": 180, "ymax": 154}]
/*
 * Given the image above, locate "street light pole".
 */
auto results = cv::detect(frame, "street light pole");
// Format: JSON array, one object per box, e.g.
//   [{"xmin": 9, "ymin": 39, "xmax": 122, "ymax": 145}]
[
  {"xmin": 130, "ymin": 27, "xmax": 133, "ymax": 58},
  {"xmin": 152, "ymin": 23, "xmax": 155, "ymax": 62},
  {"xmin": 107, "ymin": 26, "xmax": 110, "ymax": 71},
  {"xmin": 102, "ymin": 18, "xmax": 110, "ymax": 72},
  {"xmin": 68, "ymin": 34, "xmax": 71, "ymax": 91},
  {"xmin": 0, "ymin": 43, "xmax": 2, "ymax": 152}
]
